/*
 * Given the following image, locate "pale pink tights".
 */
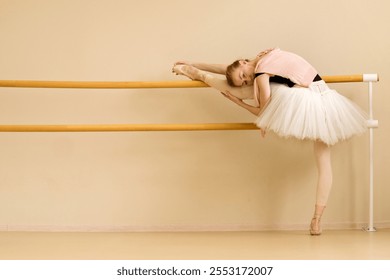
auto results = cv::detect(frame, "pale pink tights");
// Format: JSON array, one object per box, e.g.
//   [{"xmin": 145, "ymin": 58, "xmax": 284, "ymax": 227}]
[{"xmin": 313, "ymin": 141, "xmax": 333, "ymax": 207}]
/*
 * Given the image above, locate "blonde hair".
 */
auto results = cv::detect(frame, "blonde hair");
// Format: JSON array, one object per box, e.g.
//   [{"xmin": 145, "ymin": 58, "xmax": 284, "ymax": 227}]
[{"xmin": 226, "ymin": 59, "xmax": 249, "ymax": 87}]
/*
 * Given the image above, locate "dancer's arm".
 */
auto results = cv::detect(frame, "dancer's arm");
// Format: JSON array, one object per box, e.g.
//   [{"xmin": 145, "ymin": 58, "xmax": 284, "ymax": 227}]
[
  {"xmin": 221, "ymin": 91, "xmax": 261, "ymax": 116},
  {"xmin": 256, "ymin": 74, "xmax": 271, "ymax": 111},
  {"xmin": 172, "ymin": 64, "xmax": 266, "ymax": 136},
  {"xmin": 193, "ymin": 63, "xmax": 227, "ymax": 74},
  {"xmin": 174, "ymin": 48, "xmax": 275, "ymax": 75},
  {"xmin": 222, "ymin": 74, "xmax": 271, "ymax": 115}
]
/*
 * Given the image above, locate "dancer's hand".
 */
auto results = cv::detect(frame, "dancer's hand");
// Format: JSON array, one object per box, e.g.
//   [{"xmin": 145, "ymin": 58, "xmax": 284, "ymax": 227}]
[
  {"xmin": 173, "ymin": 61, "xmax": 192, "ymax": 67},
  {"xmin": 221, "ymin": 90, "xmax": 267, "ymax": 138},
  {"xmin": 220, "ymin": 90, "xmax": 242, "ymax": 105},
  {"xmin": 257, "ymin": 48, "xmax": 275, "ymax": 58}
]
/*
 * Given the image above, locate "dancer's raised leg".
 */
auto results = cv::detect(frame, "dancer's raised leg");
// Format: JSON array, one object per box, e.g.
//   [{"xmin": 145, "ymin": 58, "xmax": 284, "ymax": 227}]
[{"xmin": 172, "ymin": 65, "xmax": 253, "ymax": 100}]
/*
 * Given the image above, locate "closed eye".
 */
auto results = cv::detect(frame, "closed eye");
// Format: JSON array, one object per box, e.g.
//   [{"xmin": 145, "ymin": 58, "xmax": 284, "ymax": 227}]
[{"xmin": 242, "ymin": 73, "xmax": 246, "ymax": 86}]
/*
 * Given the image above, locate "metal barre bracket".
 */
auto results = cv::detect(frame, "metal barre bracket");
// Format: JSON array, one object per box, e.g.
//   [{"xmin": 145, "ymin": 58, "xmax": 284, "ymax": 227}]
[{"xmin": 363, "ymin": 74, "xmax": 379, "ymax": 82}]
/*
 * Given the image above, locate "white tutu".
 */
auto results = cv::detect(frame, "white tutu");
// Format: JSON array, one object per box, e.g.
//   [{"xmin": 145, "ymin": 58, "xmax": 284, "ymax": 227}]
[{"xmin": 255, "ymin": 81, "xmax": 368, "ymax": 146}]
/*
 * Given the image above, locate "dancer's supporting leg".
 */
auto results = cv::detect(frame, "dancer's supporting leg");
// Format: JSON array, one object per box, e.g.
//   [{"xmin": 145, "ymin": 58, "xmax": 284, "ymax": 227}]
[{"xmin": 311, "ymin": 141, "xmax": 333, "ymax": 235}]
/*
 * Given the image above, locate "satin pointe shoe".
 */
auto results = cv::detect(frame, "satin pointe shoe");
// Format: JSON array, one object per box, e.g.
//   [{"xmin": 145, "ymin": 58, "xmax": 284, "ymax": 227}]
[
  {"xmin": 172, "ymin": 65, "xmax": 202, "ymax": 81},
  {"xmin": 310, "ymin": 205, "xmax": 326, "ymax": 236},
  {"xmin": 310, "ymin": 215, "xmax": 322, "ymax": 235}
]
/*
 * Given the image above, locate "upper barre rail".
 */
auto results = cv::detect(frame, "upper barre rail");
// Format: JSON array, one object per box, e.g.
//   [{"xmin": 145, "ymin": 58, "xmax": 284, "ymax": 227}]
[
  {"xmin": 0, "ymin": 74, "xmax": 379, "ymax": 89},
  {"xmin": 0, "ymin": 80, "xmax": 208, "ymax": 89}
]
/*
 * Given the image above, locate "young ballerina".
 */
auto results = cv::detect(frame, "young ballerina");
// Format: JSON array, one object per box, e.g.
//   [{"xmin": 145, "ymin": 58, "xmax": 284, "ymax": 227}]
[{"xmin": 172, "ymin": 48, "xmax": 367, "ymax": 235}]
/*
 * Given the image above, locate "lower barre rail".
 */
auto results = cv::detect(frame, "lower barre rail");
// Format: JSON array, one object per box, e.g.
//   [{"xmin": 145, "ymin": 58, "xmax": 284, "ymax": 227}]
[{"xmin": 0, "ymin": 123, "xmax": 259, "ymax": 132}]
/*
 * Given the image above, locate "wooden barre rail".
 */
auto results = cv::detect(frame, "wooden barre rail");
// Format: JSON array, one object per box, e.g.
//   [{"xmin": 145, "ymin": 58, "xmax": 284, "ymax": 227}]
[
  {"xmin": 0, "ymin": 74, "xmax": 379, "ymax": 89},
  {"xmin": 0, "ymin": 80, "xmax": 208, "ymax": 89},
  {"xmin": 0, "ymin": 123, "xmax": 259, "ymax": 132}
]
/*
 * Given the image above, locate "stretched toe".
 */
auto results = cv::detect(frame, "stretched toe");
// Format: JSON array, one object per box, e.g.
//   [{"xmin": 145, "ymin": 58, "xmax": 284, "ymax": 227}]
[
  {"xmin": 172, "ymin": 65, "xmax": 200, "ymax": 80},
  {"xmin": 172, "ymin": 65, "xmax": 186, "ymax": 75},
  {"xmin": 310, "ymin": 217, "xmax": 322, "ymax": 236}
]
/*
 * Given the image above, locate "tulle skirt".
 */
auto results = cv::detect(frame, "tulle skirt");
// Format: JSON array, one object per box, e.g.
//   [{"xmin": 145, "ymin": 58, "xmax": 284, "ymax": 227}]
[{"xmin": 255, "ymin": 81, "xmax": 368, "ymax": 146}]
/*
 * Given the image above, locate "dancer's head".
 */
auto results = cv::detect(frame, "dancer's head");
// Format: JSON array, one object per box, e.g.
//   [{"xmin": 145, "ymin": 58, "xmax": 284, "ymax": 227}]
[{"xmin": 226, "ymin": 59, "xmax": 255, "ymax": 87}]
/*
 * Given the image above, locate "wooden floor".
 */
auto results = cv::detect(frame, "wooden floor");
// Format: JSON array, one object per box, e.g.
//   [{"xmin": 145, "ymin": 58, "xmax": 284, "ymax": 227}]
[{"xmin": 1, "ymin": 229, "xmax": 389, "ymax": 260}]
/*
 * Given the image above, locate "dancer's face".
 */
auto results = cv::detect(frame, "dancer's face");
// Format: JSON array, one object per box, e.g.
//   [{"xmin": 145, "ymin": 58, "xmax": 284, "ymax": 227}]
[{"xmin": 230, "ymin": 60, "xmax": 255, "ymax": 87}]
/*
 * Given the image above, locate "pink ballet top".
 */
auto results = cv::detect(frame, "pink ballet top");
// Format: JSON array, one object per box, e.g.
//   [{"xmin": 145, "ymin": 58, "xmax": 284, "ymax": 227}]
[{"xmin": 253, "ymin": 48, "xmax": 318, "ymax": 106}]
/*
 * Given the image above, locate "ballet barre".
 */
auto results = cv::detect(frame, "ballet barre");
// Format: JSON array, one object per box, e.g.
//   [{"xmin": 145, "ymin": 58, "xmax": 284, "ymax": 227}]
[
  {"xmin": 0, "ymin": 74, "xmax": 379, "ymax": 232},
  {"xmin": 0, "ymin": 74, "xmax": 379, "ymax": 89}
]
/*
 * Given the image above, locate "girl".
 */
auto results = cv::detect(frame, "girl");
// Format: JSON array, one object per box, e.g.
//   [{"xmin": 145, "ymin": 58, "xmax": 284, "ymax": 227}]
[{"xmin": 173, "ymin": 48, "xmax": 367, "ymax": 235}]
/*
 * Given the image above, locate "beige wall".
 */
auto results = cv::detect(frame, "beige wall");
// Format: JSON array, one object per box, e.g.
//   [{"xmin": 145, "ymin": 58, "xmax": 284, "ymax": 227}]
[{"xmin": 0, "ymin": 0, "xmax": 389, "ymax": 231}]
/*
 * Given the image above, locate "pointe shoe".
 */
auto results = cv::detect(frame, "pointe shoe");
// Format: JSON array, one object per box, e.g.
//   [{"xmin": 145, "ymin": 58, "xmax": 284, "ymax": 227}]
[
  {"xmin": 172, "ymin": 65, "xmax": 204, "ymax": 81},
  {"xmin": 310, "ymin": 215, "xmax": 322, "ymax": 235},
  {"xmin": 172, "ymin": 64, "xmax": 187, "ymax": 76},
  {"xmin": 309, "ymin": 205, "xmax": 326, "ymax": 236}
]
